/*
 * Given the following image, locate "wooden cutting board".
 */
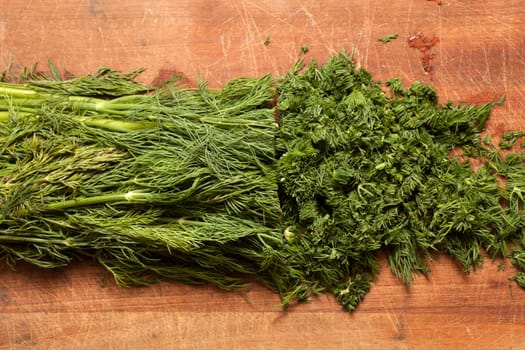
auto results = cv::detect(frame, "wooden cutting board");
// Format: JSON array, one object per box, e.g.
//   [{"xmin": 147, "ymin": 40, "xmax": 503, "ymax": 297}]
[{"xmin": 1, "ymin": 1, "xmax": 525, "ymax": 348}]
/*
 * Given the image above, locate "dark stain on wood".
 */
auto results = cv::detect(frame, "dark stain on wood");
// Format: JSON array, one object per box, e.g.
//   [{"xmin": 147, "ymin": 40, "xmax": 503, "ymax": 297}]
[
  {"xmin": 151, "ymin": 68, "xmax": 196, "ymax": 88},
  {"xmin": 407, "ymin": 32, "xmax": 439, "ymax": 74}
]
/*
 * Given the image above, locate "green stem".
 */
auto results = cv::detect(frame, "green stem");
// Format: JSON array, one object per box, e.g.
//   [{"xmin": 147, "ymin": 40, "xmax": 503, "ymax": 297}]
[
  {"xmin": 198, "ymin": 116, "xmax": 272, "ymax": 129},
  {"xmin": 0, "ymin": 235, "xmax": 72, "ymax": 245},
  {"xmin": 0, "ymin": 98, "xmax": 47, "ymax": 109},
  {"xmin": 0, "ymin": 110, "xmax": 36, "ymax": 121},
  {"xmin": 46, "ymin": 191, "xmax": 152, "ymax": 210},
  {"xmin": 80, "ymin": 117, "xmax": 156, "ymax": 132},
  {"xmin": 0, "ymin": 108, "xmax": 155, "ymax": 132},
  {"xmin": 66, "ymin": 96, "xmax": 131, "ymax": 116},
  {"xmin": 0, "ymin": 105, "xmax": 39, "ymax": 113},
  {"xmin": 0, "ymin": 83, "xmax": 40, "ymax": 98},
  {"xmin": 0, "ymin": 86, "xmax": 139, "ymax": 116}
]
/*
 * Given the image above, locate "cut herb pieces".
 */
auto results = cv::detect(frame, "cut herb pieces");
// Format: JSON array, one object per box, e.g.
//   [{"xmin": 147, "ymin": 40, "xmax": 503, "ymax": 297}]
[
  {"xmin": 276, "ymin": 51, "xmax": 525, "ymax": 310},
  {"xmin": 500, "ymin": 131, "xmax": 525, "ymax": 149},
  {"xmin": 378, "ymin": 33, "xmax": 399, "ymax": 43}
]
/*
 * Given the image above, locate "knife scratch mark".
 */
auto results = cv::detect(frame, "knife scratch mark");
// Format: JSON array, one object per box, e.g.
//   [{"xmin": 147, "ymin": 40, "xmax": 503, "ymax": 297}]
[
  {"xmin": 220, "ymin": 33, "xmax": 231, "ymax": 76},
  {"xmin": 482, "ymin": 45, "xmax": 491, "ymax": 81},
  {"xmin": 142, "ymin": 8, "xmax": 153, "ymax": 24},
  {"xmin": 244, "ymin": 0, "xmax": 303, "ymax": 28},
  {"xmin": 98, "ymin": 26, "xmax": 107, "ymax": 53},
  {"xmin": 404, "ymin": 0, "xmax": 416, "ymax": 78},
  {"xmin": 9, "ymin": 315, "xmax": 15, "ymax": 346},
  {"xmin": 437, "ymin": 1, "xmax": 444, "ymax": 82},
  {"xmin": 300, "ymin": 6, "xmax": 335, "ymax": 54},
  {"xmin": 81, "ymin": 314, "xmax": 95, "ymax": 348},
  {"xmin": 501, "ymin": 47, "xmax": 510, "ymax": 114},
  {"xmin": 0, "ymin": 21, "xmax": 5, "ymax": 44},
  {"xmin": 387, "ymin": 311, "xmax": 403, "ymax": 339},
  {"xmin": 233, "ymin": 2, "xmax": 261, "ymax": 76}
]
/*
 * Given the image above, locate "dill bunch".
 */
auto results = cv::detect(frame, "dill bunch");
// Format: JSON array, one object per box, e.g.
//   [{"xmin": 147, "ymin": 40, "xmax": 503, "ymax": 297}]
[{"xmin": 0, "ymin": 68, "xmax": 288, "ymax": 291}]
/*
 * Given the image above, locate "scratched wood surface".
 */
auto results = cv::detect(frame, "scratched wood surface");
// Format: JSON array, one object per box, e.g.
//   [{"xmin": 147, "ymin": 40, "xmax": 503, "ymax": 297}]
[{"xmin": 1, "ymin": 0, "xmax": 525, "ymax": 349}]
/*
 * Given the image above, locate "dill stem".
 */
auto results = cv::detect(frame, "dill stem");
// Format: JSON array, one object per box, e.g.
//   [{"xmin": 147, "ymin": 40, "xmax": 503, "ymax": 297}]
[
  {"xmin": 198, "ymin": 116, "xmax": 271, "ymax": 129},
  {"xmin": 66, "ymin": 96, "xmax": 131, "ymax": 116},
  {"xmin": 0, "ymin": 235, "xmax": 71, "ymax": 246},
  {"xmin": 0, "ymin": 85, "xmax": 138, "ymax": 116},
  {"xmin": 80, "ymin": 117, "xmax": 156, "ymax": 132},
  {"xmin": 46, "ymin": 191, "xmax": 151, "ymax": 210},
  {"xmin": 0, "ymin": 98, "xmax": 45, "ymax": 108},
  {"xmin": 257, "ymin": 232, "xmax": 283, "ymax": 245},
  {"xmin": 0, "ymin": 108, "xmax": 154, "ymax": 132},
  {"xmin": 0, "ymin": 84, "xmax": 40, "ymax": 98}
]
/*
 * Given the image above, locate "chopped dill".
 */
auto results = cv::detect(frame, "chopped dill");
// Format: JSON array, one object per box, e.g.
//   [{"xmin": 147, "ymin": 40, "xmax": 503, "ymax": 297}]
[
  {"xmin": 378, "ymin": 33, "xmax": 399, "ymax": 43},
  {"xmin": 276, "ymin": 51, "xmax": 525, "ymax": 310}
]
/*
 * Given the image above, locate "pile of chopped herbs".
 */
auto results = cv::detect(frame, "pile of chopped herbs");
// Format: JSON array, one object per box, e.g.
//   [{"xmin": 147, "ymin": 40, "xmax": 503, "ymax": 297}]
[{"xmin": 1, "ymin": 52, "xmax": 525, "ymax": 311}]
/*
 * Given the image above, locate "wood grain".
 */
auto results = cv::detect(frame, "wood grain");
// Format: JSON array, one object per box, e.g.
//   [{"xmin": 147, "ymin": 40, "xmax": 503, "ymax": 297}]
[{"xmin": 1, "ymin": 0, "xmax": 525, "ymax": 349}]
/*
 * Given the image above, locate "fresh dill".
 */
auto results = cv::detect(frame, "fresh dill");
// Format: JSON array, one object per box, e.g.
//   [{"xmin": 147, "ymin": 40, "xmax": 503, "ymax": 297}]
[
  {"xmin": 276, "ymin": 52, "xmax": 525, "ymax": 310},
  {"xmin": 378, "ymin": 33, "xmax": 399, "ymax": 43},
  {"xmin": 1, "ymin": 52, "xmax": 525, "ymax": 312},
  {"xmin": 0, "ymin": 70, "xmax": 284, "ymax": 290}
]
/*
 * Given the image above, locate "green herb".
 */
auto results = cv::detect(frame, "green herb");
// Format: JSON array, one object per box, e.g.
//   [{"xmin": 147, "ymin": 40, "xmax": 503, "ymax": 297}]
[
  {"xmin": 500, "ymin": 131, "xmax": 525, "ymax": 149},
  {"xmin": 276, "ymin": 52, "xmax": 525, "ymax": 310},
  {"xmin": 496, "ymin": 94, "xmax": 506, "ymax": 106},
  {"xmin": 0, "ymin": 70, "xmax": 287, "ymax": 291},
  {"xmin": 378, "ymin": 33, "xmax": 399, "ymax": 43},
  {"xmin": 264, "ymin": 36, "xmax": 271, "ymax": 46},
  {"xmin": 2, "ymin": 52, "xmax": 525, "ymax": 312},
  {"xmin": 300, "ymin": 45, "xmax": 309, "ymax": 54}
]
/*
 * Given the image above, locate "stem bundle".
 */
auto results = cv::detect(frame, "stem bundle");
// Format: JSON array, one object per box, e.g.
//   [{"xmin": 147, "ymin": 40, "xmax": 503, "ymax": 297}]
[{"xmin": 0, "ymin": 68, "xmax": 288, "ymax": 291}]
